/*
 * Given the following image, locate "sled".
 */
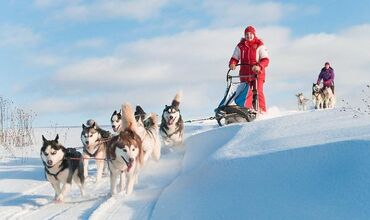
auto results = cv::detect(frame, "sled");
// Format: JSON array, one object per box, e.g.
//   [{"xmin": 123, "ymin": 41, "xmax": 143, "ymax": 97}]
[{"xmin": 214, "ymin": 64, "xmax": 259, "ymax": 126}]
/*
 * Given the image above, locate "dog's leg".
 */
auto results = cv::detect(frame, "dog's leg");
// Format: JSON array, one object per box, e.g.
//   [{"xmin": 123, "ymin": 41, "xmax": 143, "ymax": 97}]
[
  {"xmin": 83, "ymin": 156, "xmax": 89, "ymax": 178},
  {"xmin": 110, "ymin": 170, "xmax": 118, "ymax": 196},
  {"xmin": 73, "ymin": 172, "xmax": 85, "ymax": 197},
  {"xmin": 119, "ymin": 172, "xmax": 126, "ymax": 193},
  {"xmin": 126, "ymin": 172, "xmax": 135, "ymax": 195},
  {"xmin": 96, "ymin": 160, "xmax": 104, "ymax": 183},
  {"xmin": 56, "ymin": 182, "xmax": 71, "ymax": 202},
  {"xmin": 49, "ymin": 178, "xmax": 61, "ymax": 199},
  {"xmin": 152, "ymin": 140, "xmax": 161, "ymax": 161}
]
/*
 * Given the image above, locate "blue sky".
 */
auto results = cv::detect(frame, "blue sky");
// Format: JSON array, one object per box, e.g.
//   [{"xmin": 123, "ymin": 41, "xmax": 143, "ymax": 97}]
[{"xmin": 1, "ymin": 0, "xmax": 370, "ymax": 126}]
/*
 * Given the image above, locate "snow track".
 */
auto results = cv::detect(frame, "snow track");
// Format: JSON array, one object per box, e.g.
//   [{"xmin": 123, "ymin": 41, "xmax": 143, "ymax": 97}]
[{"xmin": 0, "ymin": 124, "xmax": 209, "ymax": 219}]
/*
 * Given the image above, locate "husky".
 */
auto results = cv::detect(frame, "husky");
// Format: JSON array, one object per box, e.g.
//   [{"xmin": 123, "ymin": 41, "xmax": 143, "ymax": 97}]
[
  {"xmin": 40, "ymin": 134, "xmax": 84, "ymax": 202},
  {"xmin": 107, "ymin": 103, "xmax": 144, "ymax": 196},
  {"xmin": 295, "ymin": 93, "xmax": 309, "ymax": 111},
  {"xmin": 112, "ymin": 105, "xmax": 161, "ymax": 163},
  {"xmin": 323, "ymin": 86, "xmax": 336, "ymax": 108},
  {"xmin": 111, "ymin": 106, "xmax": 152, "ymax": 134},
  {"xmin": 312, "ymin": 83, "xmax": 324, "ymax": 109},
  {"xmin": 111, "ymin": 110, "xmax": 122, "ymax": 133},
  {"xmin": 134, "ymin": 105, "xmax": 161, "ymax": 163},
  {"xmin": 160, "ymin": 92, "xmax": 184, "ymax": 146},
  {"xmin": 80, "ymin": 120, "xmax": 111, "ymax": 183}
]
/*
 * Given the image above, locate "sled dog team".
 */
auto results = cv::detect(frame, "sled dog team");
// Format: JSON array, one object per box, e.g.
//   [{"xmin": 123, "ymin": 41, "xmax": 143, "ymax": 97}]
[
  {"xmin": 295, "ymin": 84, "xmax": 336, "ymax": 111},
  {"xmin": 41, "ymin": 92, "xmax": 184, "ymax": 202}
]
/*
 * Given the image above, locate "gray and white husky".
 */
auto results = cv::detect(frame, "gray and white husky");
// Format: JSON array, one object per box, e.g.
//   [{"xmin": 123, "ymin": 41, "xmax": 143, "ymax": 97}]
[
  {"xmin": 312, "ymin": 83, "xmax": 324, "ymax": 109},
  {"xmin": 80, "ymin": 120, "xmax": 111, "ymax": 183},
  {"xmin": 107, "ymin": 103, "xmax": 144, "ymax": 196},
  {"xmin": 160, "ymin": 92, "xmax": 184, "ymax": 146},
  {"xmin": 40, "ymin": 134, "xmax": 84, "ymax": 202}
]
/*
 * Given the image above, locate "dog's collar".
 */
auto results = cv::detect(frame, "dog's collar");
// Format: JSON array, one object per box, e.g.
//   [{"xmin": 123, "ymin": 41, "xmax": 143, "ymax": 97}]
[
  {"xmin": 44, "ymin": 159, "xmax": 67, "ymax": 180},
  {"xmin": 83, "ymin": 141, "xmax": 102, "ymax": 157},
  {"xmin": 109, "ymin": 155, "xmax": 134, "ymax": 173},
  {"xmin": 160, "ymin": 125, "xmax": 182, "ymax": 139}
]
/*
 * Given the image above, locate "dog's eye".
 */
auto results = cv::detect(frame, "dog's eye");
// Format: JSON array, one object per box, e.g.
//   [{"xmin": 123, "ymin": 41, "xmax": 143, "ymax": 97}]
[
  {"xmin": 89, "ymin": 134, "xmax": 93, "ymax": 137},
  {"xmin": 123, "ymin": 148, "xmax": 127, "ymax": 152},
  {"xmin": 132, "ymin": 148, "xmax": 135, "ymax": 151},
  {"xmin": 51, "ymin": 151, "xmax": 57, "ymax": 155},
  {"xmin": 44, "ymin": 152, "xmax": 49, "ymax": 156}
]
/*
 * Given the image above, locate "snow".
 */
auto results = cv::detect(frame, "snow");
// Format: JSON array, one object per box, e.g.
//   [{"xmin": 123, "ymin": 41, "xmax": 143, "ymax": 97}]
[{"xmin": 1, "ymin": 107, "xmax": 370, "ymax": 219}]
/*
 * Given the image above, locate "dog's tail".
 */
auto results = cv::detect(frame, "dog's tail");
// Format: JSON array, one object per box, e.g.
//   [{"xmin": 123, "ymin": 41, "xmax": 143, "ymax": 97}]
[
  {"xmin": 171, "ymin": 91, "xmax": 182, "ymax": 110},
  {"xmin": 121, "ymin": 103, "xmax": 138, "ymax": 133}
]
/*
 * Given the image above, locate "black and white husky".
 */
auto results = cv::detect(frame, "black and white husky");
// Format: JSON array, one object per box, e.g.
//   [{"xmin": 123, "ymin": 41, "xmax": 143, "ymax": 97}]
[
  {"xmin": 160, "ymin": 92, "xmax": 184, "ymax": 146},
  {"xmin": 80, "ymin": 120, "xmax": 111, "ymax": 183},
  {"xmin": 110, "ymin": 110, "xmax": 122, "ymax": 133},
  {"xmin": 40, "ymin": 134, "xmax": 84, "ymax": 202},
  {"xmin": 107, "ymin": 103, "xmax": 144, "ymax": 196}
]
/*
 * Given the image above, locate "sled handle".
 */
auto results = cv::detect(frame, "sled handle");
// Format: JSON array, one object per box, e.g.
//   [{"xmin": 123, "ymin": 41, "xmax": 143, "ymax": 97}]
[
  {"xmin": 227, "ymin": 63, "xmax": 258, "ymax": 82},
  {"xmin": 227, "ymin": 63, "xmax": 257, "ymax": 81}
]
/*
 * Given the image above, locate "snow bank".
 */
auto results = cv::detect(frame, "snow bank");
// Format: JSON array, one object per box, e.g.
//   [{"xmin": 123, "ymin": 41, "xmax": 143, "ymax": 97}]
[{"xmin": 151, "ymin": 109, "xmax": 370, "ymax": 219}]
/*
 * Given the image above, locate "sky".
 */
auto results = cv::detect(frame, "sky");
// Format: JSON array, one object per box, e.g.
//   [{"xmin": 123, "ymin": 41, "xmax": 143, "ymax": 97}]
[{"xmin": 0, "ymin": 0, "xmax": 370, "ymax": 126}]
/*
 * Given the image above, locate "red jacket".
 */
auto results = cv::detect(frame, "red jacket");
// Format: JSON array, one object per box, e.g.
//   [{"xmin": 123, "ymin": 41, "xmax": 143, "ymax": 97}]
[{"xmin": 229, "ymin": 38, "xmax": 269, "ymax": 82}]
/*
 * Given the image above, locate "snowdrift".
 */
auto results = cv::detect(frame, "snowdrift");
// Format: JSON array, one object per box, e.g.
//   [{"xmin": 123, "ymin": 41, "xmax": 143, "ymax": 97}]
[{"xmin": 151, "ymin": 109, "xmax": 370, "ymax": 219}]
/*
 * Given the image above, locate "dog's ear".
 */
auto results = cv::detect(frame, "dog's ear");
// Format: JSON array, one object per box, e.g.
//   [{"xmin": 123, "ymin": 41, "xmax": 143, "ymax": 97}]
[
  {"xmin": 42, "ymin": 135, "xmax": 47, "ymax": 143},
  {"xmin": 82, "ymin": 123, "xmax": 86, "ymax": 129},
  {"xmin": 55, "ymin": 134, "xmax": 59, "ymax": 142},
  {"xmin": 113, "ymin": 110, "xmax": 117, "ymax": 115},
  {"xmin": 91, "ymin": 122, "xmax": 96, "ymax": 129},
  {"xmin": 118, "ymin": 109, "xmax": 122, "ymax": 115}
]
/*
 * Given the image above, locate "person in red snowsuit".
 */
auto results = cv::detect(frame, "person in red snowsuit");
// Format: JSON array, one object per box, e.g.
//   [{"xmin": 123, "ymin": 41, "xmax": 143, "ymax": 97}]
[{"xmin": 229, "ymin": 26, "xmax": 269, "ymax": 113}]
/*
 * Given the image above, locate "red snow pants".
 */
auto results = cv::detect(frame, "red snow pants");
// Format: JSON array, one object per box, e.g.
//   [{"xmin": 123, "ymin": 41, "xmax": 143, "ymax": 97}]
[{"xmin": 245, "ymin": 78, "xmax": 266, "ymax": 112}]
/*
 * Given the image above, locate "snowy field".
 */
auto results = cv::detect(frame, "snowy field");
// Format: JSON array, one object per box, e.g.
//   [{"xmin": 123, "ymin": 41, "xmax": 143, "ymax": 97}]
[{"xmin": 1, "ymin": 108, "xmax": 370, "ymax": 219}]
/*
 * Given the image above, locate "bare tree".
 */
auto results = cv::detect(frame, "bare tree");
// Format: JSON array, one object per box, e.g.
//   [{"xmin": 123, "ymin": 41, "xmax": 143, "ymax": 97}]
[{"xmin": 0, "ymin": 95, "xmax": 36, "ymax": 157}]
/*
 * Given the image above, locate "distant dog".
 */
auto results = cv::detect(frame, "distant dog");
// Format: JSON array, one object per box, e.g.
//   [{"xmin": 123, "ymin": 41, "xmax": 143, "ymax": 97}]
[
  {"xmin": 107, "ymin": 103, "xmax": 144, "ymax": 196},
  {"xmin": 40, "ymin": 134, "xmax": 84, "ymax": 202},
  {"xmin": 322, "ymin": 86, "xmax": 336, "ymax": 108},
  {"xmin": 312, "ymin": 83, "xmax": 324, "ymax": 109},
  {"xmin": 295, "ymin": 93, "xmax": 310, "ymax": 111},
  {"xmin": 160, "ymin": 92, "xmax": 184, "ymax": 146},
  {"xmin": 80, "ymin": 120, "xmax": 111, "ymax": 183}
]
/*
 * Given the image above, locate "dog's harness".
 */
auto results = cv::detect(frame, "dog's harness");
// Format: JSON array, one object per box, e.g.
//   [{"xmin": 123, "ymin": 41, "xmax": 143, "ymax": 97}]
[
  {"xmin": 160, "ymin": 126, "xmax": 182, "ymax": 139},
  {"xmin": 43, "ymin": 159, "xmax": 67, "ymax": 181},
  {"xmin": 83, "ymin": 140, "xmax": 103, "ymax": 158},
  {"xmin": 108, "ymin": 154, "xmax": 134, "ymax": 173}
]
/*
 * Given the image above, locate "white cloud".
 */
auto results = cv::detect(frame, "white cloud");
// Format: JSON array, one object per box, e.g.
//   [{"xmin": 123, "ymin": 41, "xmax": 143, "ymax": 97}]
[
  {"xmin": 74, "ymin": 38, "xmax": 106, "ymax": 49},
  {"xmin": 0, "ymin": 24, "xmax": 41, "ymax": 47},
  {"xmin": 28, "ymin": 54, "xmax": 63, "ymax": 67},
  {"xmin": 34, "ymin": 0, "xmax": 170, "ymax": 21},
  {"xmin": 202, "ymin": 0, "xmax": 296, "ymax": 26},
  {"xmin": 29, "ymin": 24, "xmax": 370, "ymax": 123}
]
